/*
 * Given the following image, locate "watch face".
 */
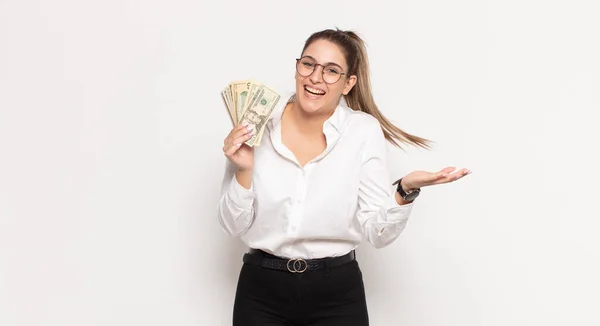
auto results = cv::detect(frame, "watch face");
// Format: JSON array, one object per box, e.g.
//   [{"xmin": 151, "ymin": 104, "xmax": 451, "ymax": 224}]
[{"xmin": 404, "ymin": 191, "xmax": 420, "ymax": 201}]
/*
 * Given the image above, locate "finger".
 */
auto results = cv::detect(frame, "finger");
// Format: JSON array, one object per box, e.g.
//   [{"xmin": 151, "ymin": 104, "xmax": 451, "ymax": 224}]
[
  {"xmin": 230, "ymin": 124, "xmax": 255, "ymax": 142},
  {"xmin": 422, "ymin": 167, "xmax": 456, "ymax": 184},
  {"xmin": 223, "ymin": 131, "xmax": 255, "ymax": 156},
  {"xmin": 224, "ymin": 143, "xmax": 243, "ymax": 157},
  {"xmin": 455, "ymin": 168, "xmax": 472, "ymax": 180},
  {"xmin": 439, "ymin": 166, "xmax": 456, "ymax": 177},
  {"xmin": 224, "ymin": 125, "xmax": 244, "ymax": 146},
  {"xmin": 452, "ymin": 168, "xmax": 470, "ymax": 178},
  {"xmin": 438, "ymin": 168, "xmax": 471, "ymax": 184},
  {"xmin": 231, "ymin": 130, "xmax": 254, "ymax": 146},
  {"xmin": 224, "ymin": 124, "xmax": 254, "ymax": 146}
]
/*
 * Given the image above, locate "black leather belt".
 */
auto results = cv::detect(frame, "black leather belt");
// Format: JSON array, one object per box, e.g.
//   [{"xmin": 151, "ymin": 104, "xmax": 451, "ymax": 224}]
[{"xmin": 243, "ymin": 249, "xmax": 356, "ymax": 273}]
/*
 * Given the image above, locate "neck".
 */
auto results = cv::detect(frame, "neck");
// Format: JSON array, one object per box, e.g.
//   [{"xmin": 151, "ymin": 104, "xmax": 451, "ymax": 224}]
[{"xmin": 288, "ymin": 102, "xmax": 335, "ymax": 134}]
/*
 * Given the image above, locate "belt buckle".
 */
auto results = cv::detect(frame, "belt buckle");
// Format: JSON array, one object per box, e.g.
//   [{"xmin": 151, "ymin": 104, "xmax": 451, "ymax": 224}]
[{"xmin": 286, "ymin": 258, "xmax": 308, "ymax": 273}]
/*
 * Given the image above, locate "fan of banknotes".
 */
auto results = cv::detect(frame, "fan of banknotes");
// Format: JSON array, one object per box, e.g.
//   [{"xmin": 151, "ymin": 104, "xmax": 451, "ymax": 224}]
[{"xmin": 221, "ymin": 80, "xmax": 281, "ymax": 147}]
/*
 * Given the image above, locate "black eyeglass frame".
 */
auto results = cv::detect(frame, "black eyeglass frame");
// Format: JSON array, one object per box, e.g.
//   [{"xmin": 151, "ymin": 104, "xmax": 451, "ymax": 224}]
[{"xmin": 295, "ymin": 57, "xmax": 350, "ymax": 84}]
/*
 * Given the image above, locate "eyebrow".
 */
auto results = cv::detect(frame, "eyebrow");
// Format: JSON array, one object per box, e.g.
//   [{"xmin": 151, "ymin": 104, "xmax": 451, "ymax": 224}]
[{"xmin": 301, "ymin": 55, "xmax": 344, "ymax": 69}]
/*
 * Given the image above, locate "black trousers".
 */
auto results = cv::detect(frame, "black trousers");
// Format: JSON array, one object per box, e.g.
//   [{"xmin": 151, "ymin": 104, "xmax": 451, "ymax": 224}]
[{"xmin": 232, "ymin": 251, "xmax": 369, "ymax": 326}]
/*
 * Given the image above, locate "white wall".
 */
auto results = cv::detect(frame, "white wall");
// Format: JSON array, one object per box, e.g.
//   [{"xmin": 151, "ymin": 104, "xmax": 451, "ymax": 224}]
[{"xmin": 1, "ymin": 0, "xmax": 599, "ymax": 325}]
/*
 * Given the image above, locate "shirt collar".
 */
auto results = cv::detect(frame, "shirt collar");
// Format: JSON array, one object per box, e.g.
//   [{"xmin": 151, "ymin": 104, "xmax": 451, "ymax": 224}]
[{"xmin": 267, "ymin": 93, "xmax": 348, "ymax": 135}]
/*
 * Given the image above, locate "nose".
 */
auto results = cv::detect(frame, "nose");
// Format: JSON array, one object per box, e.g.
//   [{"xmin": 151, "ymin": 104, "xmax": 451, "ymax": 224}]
[{"xmin": 309, "ymin": 64, "xmax": 325, "ymax": 84}]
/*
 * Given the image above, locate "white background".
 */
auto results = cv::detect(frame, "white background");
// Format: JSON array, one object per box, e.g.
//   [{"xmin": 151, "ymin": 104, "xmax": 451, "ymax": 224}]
[{"xmin": 1, "ymin": 0, "xmax": 599, "ymax": 325}]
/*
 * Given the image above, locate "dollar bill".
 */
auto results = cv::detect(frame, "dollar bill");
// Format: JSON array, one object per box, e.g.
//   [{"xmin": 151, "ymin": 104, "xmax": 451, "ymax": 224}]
[
  {"xmin": 221, "ymin": 86, "xmax": 235, "ymax": 123},
  {"xmin": 254, "ymin": 93, "xmax": 295, "ymax": 145},
  {"xmin": 253, "ymin": 111, "xmax": 270, "ymax": 146},
  {"xmin": 238, "ymin": 85, "xmax": 280, "ymax": 147},
  {"xmin": 243, "ymin": 82, "xmax": 261, "ymax": 123},
  {"xmin": 231, "ymin": 80, "xmax": 252, "ymax": 124},
  {"xmin": 221, "ymin": 79, "xmax": 279, "ymax": 146}
]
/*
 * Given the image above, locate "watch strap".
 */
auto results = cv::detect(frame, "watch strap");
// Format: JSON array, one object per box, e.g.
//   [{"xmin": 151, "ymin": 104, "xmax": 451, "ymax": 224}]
[{"xmin": 393, "ymin": 178, "xmax": 420, "ymax": 200}]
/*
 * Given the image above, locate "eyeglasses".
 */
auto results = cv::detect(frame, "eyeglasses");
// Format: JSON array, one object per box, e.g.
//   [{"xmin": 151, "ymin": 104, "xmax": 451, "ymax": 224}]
[{"xmin": 295, "ymin": 57, "xmax": 348, "ymax": 84}]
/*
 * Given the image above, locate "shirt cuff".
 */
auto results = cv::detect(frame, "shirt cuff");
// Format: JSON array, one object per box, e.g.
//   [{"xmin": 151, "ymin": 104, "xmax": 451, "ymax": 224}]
[
  {"xmin": 227, "ymin": 174, "xmax": 256, "ymax": 209},
  {"xmin": 386, "ymin": 189, "xmax": 414, "ymax": 220}
]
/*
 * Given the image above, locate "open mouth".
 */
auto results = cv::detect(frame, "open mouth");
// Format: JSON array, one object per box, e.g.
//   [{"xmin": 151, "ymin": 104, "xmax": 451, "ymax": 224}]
[{"xmin": 304, "ymin": 85, "xmax": 326, "ymax": 96}]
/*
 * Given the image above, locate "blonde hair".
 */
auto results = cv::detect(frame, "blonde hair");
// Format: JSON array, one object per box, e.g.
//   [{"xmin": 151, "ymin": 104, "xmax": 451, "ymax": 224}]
[{"xmin": 301, "ymin": 29, "xmax": 432, "ymax": 149}]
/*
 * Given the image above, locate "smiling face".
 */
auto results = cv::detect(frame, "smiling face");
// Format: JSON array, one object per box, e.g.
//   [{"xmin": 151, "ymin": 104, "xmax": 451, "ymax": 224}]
[{"xmin": 294, "ymin": 39, "xmax": 356, "ymax": 115}]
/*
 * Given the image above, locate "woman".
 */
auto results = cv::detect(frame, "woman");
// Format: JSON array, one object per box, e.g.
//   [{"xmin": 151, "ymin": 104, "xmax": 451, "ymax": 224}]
[{"xmin": 218, "ymin": 28, "xmax": 471, "ymax": 326}]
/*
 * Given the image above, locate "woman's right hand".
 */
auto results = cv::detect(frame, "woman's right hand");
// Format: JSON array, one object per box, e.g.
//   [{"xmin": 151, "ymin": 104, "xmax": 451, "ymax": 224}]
[{"xmin": 222, "ymin": 123, "xmax": 255, "ymax": 171}]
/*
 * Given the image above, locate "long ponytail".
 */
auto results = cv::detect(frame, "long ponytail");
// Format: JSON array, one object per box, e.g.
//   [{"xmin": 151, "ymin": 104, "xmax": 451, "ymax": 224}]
[{"xmin": 302, "ymin": 29, "xmax": 431, "ymax": 149}]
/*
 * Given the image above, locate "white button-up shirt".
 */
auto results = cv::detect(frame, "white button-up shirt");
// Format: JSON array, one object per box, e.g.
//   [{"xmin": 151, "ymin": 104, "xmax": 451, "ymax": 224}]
[{"xmin": 217, "ymin": 94, "xmax": 414, "ymax": 259}]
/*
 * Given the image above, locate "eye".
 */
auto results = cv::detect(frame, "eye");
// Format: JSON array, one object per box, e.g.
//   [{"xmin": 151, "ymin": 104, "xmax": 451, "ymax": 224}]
[
  {"xmin": 302, "ymin": 61, "xmax": 315, "ymax": 67},
  {"xmin": 325, "ymin": 67, "xmax": 341, "ymax": 75}
]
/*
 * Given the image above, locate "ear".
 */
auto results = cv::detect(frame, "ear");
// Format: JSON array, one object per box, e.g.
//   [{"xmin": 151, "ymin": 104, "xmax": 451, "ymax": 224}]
[{"xmin": 342, "ymin": 75, "xmax": 357, "ymax": 95}]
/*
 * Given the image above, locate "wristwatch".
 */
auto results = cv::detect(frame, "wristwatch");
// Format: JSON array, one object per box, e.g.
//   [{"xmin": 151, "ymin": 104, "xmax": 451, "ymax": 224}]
[{"xmin": 393, "ymin": 178, "xmax": 420, "ymax": 201}]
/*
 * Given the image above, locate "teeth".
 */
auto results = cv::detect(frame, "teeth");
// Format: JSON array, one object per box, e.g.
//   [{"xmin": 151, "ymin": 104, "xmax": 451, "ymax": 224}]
[{"xmin": 305, "ymin": 86, "xmax": 325, "ymax": 95}]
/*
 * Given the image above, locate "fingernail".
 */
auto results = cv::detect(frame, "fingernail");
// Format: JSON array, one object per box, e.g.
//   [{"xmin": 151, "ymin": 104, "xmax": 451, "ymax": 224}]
[
  {"xmin": 247, "ymin": 124, "xmax": 254, "ymax": 131},
  {"xmin": 242, "ymin": 123, "xmax": 248, "ymax": 127},
  {"xmin": 236, "ymin": 143, "xmax": 242, "ymax": 147}
]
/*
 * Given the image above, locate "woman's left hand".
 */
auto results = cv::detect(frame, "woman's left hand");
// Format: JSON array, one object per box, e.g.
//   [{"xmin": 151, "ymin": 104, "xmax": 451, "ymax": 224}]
[{"xmin": 401, "ymin": 167, "xmax": 471, "ymax": 190}]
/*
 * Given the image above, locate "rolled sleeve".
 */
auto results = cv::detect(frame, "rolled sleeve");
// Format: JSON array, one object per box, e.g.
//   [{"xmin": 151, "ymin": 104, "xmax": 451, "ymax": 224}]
[
  {"xmin": 386, "ymin": 189, "xmax": 414, "ymax": 220},
  {"xmin": 356, "ymin": 117, "xmax": 414, "ymax": 248},
  {"xmin": 217, "ymin": 161, "xmax": 256, "ymax": 236},
  {"xmin": 227, "ymin": 174, "xmax": 256, "ymax": 210}
]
